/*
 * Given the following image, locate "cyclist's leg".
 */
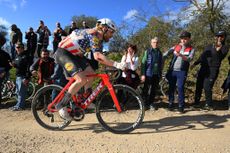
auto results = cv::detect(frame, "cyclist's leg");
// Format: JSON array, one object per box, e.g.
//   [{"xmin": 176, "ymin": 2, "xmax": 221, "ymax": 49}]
[
  {"xmin": 77, "ymin": 65, "xmax": 95, "ymax": 92},
  {"xmin": 55, "ymin": 48, "xmax": 91, "ymax": 110}
]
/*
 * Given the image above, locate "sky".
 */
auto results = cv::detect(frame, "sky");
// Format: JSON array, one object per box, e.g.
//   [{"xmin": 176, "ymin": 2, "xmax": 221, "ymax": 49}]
[{"xmin": 0, "ymin": 0, "xmax": 188, "ymax": 47}]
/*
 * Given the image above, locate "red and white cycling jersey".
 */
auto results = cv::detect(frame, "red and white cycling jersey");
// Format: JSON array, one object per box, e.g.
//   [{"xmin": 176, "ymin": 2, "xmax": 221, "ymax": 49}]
[{"xmin": 58, "ymin": 29, "xmax": 103, "ymax": 55}]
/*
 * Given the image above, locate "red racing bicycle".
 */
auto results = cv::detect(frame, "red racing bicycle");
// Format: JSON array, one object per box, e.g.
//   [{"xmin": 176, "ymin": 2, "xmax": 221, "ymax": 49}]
[{"xmin": 31, "ymin": 69, "xmax": 145, "ymax": 134}]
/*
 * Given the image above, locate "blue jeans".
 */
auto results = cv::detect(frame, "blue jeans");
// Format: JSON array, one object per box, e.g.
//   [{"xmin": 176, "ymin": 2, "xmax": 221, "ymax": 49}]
[
  {"xmin": 15, "ymin": 77, "xmax": 28, "ymax": 108},
  {"xmin": 168, "ymin": 71, "xmax": 187, "ymax": 108}
]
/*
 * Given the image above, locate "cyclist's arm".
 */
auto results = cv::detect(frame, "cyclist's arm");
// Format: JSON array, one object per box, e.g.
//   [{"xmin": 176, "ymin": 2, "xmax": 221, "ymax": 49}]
[
  {"xmin": 90, "ymin": 34, "xmax": 115, "ymax": 67},
  {"xmin": 93, "ymin": 52, "xmax": 114, "ymax": 67}
]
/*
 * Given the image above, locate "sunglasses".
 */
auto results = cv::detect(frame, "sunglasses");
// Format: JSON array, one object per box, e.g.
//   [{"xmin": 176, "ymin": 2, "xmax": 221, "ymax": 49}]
[
  {"xmin": 15, "ymin": 46, "xmax": 21, "ymax": 49},
  {"xmin": 216, "ymin": 35, "xmax": 224, "ymax": 38},
  {"xmin": 108, "ymin": 28, "xmax": 115, "ymax": 34}
]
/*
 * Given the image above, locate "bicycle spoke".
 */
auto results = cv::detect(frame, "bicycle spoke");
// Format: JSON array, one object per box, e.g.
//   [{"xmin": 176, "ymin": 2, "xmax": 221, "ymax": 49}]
[
  {"xmin": 96, "ymin": 85, "xmax": 144, "ymax": 134},
  {"xmin": 31, "ymin": 85, "xmax": 71, "ymax": 130}
]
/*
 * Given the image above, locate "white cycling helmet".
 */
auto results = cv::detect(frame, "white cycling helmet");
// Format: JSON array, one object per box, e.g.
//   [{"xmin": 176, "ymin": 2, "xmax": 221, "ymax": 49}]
[{"xmin": 97, "ymin": 18, "xmax": 117, "ymax": 31}]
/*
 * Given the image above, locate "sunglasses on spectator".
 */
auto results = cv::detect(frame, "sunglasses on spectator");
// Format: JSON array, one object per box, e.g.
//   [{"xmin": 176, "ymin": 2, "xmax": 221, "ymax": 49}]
[{"xmin": 15, "ymin": 46, "xmax": 21, "ymax": 49}]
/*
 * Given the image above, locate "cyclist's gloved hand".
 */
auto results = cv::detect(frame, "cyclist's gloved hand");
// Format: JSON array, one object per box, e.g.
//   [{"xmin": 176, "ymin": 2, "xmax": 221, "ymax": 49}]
[{"xmin": 113, "ymin": 62, "xmax": 127, "ymax": 71}]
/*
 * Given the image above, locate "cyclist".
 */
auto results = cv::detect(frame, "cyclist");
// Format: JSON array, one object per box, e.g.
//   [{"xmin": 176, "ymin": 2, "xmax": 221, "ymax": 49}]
[
  {"xmin": 55, "ymin": 18, "xmax": 127, "ymax": 120},
  {"xmin": 163, "ymin": 31, "xmax": 195, "ymax": 113}
]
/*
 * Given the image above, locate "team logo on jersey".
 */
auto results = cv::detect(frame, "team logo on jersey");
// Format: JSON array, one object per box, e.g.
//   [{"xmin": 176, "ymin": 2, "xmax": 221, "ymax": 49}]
[
  {"xmin": 65, "ymin": 63, "xmax": 74, "ymax": 71},
  {"xmin": 85, "ymin": 47, "xmax": 91, "ymax": 52},
  {"xmin": 93, "ymin": 37, "xmax": 99, "ymax": 45}
]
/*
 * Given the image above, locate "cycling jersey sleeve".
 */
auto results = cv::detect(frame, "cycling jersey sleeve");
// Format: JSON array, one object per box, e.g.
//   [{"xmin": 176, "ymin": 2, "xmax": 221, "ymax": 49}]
[{"xmin": 90, "ymin": 35, "xmax": 103, "ymax": 53}]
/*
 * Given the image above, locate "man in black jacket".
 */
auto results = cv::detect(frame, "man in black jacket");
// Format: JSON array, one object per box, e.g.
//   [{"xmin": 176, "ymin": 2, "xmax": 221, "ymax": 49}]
[
  {"xmin": 221, "ymin": 56, "xmax": 230, "ymax": 110},
  {"xmin": 9, "ymin": 42, "xmax": 31, "ymax": 111},
  {"xmin": 0, "ymin": 34, "xmax": 12, "ymax": 104},
  {"xmin": 191, "ymin": 30, "xmax": 229, "ymax": 110}
]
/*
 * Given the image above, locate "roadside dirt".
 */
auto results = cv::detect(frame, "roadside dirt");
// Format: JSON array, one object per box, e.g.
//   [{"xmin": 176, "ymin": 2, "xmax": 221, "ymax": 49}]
[{"xmin": 0, "ymin": 100, "xmax": 230, "ymax": 153}]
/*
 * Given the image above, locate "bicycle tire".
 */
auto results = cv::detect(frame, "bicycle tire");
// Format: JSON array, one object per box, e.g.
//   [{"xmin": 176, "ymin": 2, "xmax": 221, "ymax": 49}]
[
  {"xmin": 25, "ymin": 82, "xmax": 36, "ymax": 101},
  {"xmin": 96, "ymin": 84, "xmax": 145, "ymax": 134},
  {"xmin": 160, "ymin": 79, "xmax": 168, "ymax": 97},
  {"xmin": 1, "ymin": 80, "xmax": 15, "ymax": 100},
  {"xmin": 31, "ymin": 84, "xmax": 71, "ymax": 130},
  {"xmin": 1, "ymin": 83, "xmax": 10, "ymax": 99}
]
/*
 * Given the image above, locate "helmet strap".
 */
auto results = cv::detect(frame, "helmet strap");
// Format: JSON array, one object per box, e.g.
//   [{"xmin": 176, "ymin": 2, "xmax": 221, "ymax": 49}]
[{"xmin": 102, "ymin": 27, "xmax": 109, "ymax": 41}]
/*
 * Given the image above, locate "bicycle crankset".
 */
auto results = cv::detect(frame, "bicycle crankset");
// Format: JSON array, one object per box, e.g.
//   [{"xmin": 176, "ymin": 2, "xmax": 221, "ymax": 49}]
[{"xmin": 71, "ymin": 107, "xmax": 85, "ymax": 121}]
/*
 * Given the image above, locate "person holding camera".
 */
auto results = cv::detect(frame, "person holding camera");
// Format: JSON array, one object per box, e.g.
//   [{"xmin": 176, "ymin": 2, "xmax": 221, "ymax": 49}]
[
  {"xmin": 53, "ymin": 22, "xmax": 67, "ymax": 53},
  {"xmin": 25, "ymin": 27, "xmax": 37, "ymax": 61},
  {"xmin": 36, "ymin": 20, "xmax": 51, "ymax": 57}
]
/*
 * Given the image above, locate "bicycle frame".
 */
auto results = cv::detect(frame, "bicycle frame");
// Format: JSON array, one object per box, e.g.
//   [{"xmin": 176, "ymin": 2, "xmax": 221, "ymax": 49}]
[{"xmin": 47, "ymin": 73, "xmax": 122, "ymax": 112}]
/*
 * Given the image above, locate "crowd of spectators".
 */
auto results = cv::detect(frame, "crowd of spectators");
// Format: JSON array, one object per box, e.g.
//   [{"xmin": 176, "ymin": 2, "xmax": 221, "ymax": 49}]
[{"xmin": 0, "ymin": 20, "xmax": 229, "ymax": 114}]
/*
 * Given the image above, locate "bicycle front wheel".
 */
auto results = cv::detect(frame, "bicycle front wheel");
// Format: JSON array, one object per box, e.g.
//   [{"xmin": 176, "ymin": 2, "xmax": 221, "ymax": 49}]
[
  {"xmin": 31, "ymin": 84, "xmax": 71, "ymax": 130},
  {"xmin": 96, "ymin": 84, "xmax": 145, "ymax": 134}
]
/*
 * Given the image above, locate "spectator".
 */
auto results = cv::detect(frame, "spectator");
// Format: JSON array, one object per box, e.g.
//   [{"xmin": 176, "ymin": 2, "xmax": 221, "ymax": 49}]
[
  {"xmin": 30, "ymin": 48, "xmax": 55, "ymax": 85},
  {"xmin": 0, "ymin": 34, "xmax": 12, "ymax": 105},
  {"xmin": 53, "ymin": 22, "xmax": 67, "ymax": 53},
  {"xmin": 10, "ymin": 24, "xmax": 22, "ymax": 60},
  {"xmin": 82, "ymin": 21, "xmax": 89, "ymax": 29},
  {"xmin": 68, "ymin": 21, "xmax": 78, "ymax": 35},
  {"xmin": 221, "ymin": 56, "xmax": 230, "ymax": 110},
  {"xmin": 51, "ymin": 63, "xmax": 68, "ymax": 87},
  {"xmin": 163, "ymin": 31, "xmax": 195, "ymax": 113},
  {"xmin": 25, "ymin": 27, "xmax": 37, "ymax": 61},
  {"xmin": 9, "ymin": 42, "xmax": 31, "ymax": 111},
  {"xmin": 141, "ymin": 37, "xmax": 163, "ymax": 110},
  {"xmin": 117, "ymin": 43, "xmax": 139, "ymax": 89},
  {"xmin": 192, "ymin": 30, "xmax": 229, "ymax": 110},
  {"xmin": 51, "ymin": 63, "xmax": 68, "ymax": 100},
  {"xmin": 36, "ymin": 20, "xmax": 51, "ymax": 57}
]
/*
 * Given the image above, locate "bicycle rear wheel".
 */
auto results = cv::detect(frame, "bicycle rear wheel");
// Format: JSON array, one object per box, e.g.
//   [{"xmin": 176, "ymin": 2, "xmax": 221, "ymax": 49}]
[
  {"xmin": 25, "ymin": 82, "xmax": 36, "ymax": 101},
  {"xmin": 96, "ymin": 84, "xmax": 145, "ymax": 134},
  {"xmin": 31, "ymin": 84, "xmax": 71, "ymax": 130},
  {"xmin": 160, "ymin": 79, "xmax": 168, "ymax": 97}
]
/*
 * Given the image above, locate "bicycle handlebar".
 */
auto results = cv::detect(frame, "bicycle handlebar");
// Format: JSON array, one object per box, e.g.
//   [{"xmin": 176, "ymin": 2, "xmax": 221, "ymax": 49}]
[{"xmin": 104, "ymin": 67, "xmax": 122, "ymax": 81}]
